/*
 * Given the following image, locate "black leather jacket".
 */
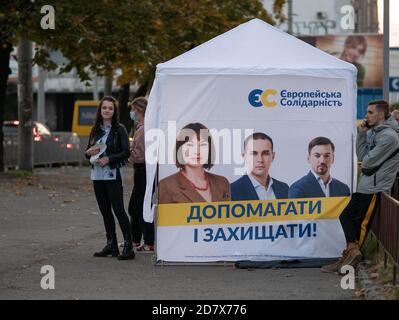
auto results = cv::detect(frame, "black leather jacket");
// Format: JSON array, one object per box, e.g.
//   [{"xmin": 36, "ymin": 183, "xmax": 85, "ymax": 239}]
[{"xmin": 85, "ymin": 123, "xmax": 130, "ymax": 169}]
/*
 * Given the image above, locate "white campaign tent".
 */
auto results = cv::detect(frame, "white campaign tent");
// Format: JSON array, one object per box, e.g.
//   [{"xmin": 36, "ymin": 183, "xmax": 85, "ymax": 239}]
[
  {"xmin": 143, "ymin": 18, "xmax": 359, "ymax": 263},
  {"xmin": 144, "ymin": 18, "xmax": 357, "ymax": 224}
]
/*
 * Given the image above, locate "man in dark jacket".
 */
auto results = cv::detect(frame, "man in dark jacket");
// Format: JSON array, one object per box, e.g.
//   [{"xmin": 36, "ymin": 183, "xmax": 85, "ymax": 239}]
[
  {"xmin": 231, "ymin": 132, "xmax": 289, "ymax": 201},
  {"xmin": 288, "ymin": 137, "xmax": 350, "ymax": 199}
]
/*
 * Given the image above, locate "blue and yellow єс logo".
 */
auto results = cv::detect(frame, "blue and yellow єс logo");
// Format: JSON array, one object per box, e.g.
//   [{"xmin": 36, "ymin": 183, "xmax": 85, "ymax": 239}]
[{"xmin": 248, "ymin": 89, "xmax": 278, "ymax": 108}]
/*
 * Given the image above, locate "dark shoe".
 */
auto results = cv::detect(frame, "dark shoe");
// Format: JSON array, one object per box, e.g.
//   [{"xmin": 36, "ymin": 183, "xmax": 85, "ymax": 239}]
[
  {"xmin": 118, "ymin": 241, "xmax": 135, "ymax": 260},
  {"xmin": 94, "ymin": 236, "xmax": 119, "ymax": 257}
]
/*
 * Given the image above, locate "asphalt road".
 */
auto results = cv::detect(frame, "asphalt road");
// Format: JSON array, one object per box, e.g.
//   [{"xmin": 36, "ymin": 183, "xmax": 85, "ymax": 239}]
[{"xmin": 0, "ymin": 166, "xmax": 355, "ymax": 300}]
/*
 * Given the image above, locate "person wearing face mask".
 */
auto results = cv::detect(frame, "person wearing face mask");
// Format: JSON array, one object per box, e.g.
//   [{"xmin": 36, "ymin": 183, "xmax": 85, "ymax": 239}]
[{"xmin": 127, "ymin": 97, "xmax": 154, "ymax": 252}]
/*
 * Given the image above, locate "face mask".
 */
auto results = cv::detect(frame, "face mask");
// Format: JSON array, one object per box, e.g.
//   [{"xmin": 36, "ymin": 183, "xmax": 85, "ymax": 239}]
[{"xmin": 130, "ymin": 111, "xmax": 136, "ymax": 121}]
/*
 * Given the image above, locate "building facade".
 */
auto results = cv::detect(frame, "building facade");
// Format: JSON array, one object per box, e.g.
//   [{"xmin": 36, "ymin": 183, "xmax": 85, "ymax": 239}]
[{"xmin": 262, "ymin": 0, "xmax": 379, "ymax": 36}]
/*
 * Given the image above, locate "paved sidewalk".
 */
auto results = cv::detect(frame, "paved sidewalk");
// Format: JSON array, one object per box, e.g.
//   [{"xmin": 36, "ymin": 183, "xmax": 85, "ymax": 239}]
[{"xmin": 0, "ymin": 166, "xmax": 354, "ymax": 300}]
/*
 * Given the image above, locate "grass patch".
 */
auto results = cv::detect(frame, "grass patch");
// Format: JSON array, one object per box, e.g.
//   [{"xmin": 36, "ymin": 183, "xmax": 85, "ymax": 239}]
[
  {"xmin": 6, "ymin": 170, "xmax": 33, "ymax": 178},
  {"xmin": 361, "ymin": 233, "xmax": 399, "ymax": 299},
  {"xmin": 376, "ymin": 251, "xmax": 399, "ymax": 299},
  {"xmin": 361, "ymin": 233, "xmax": 378, "ymax": 259}
]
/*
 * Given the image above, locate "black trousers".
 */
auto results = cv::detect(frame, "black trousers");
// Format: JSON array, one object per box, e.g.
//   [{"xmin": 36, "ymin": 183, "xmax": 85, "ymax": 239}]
[
  {"xmin": 93, "ymin": 170, "xmax": 131, "ymax": 241},
  {"xmin": 339, "ymin": 192, "xmax": 381, "ymax": 247},
  {"xmin": 128, "ymin": 164, "xmax": 154, "ymax": 246}
]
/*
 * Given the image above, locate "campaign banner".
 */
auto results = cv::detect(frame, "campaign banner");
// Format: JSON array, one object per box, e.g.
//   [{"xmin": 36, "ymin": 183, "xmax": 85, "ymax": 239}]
[
  {"xmin": 157, "ymin": 198, "xmax": 349, "ymax": 262},
  {"xmin": 154, "ymin": 74, "xmax": 356, "ymax": 262}
]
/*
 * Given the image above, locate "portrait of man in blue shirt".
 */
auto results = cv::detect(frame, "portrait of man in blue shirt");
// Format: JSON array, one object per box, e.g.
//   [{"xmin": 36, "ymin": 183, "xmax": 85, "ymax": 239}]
[
  {"xmin": 231, "ymin": 133, "xmax": 289, "ymax": 201},
  {"xmin": 288, "ymin": 137, "xmax": 350, "ymax": 198}
]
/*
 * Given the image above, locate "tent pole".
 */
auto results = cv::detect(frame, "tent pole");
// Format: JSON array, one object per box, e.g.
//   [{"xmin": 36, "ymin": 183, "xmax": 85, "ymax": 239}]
[{"xmin": 383, "ymin": 0, "xmax": 390, "ymax": 102}]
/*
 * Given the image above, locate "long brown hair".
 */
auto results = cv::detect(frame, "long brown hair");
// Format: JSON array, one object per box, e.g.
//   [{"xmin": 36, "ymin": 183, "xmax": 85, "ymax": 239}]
[{"xmin": 89, "ymin": 96, "xmax": 119, "ymax": 145}]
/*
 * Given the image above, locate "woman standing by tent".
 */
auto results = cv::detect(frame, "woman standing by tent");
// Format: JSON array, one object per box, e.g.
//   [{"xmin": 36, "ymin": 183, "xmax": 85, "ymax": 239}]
[
  {"xmin": 128, "ymin": 97, "xmax": 154, "ymax": 251},
  {"xmin": 85, "ymin": 96, "xmax": 135, "ymax": 260}
]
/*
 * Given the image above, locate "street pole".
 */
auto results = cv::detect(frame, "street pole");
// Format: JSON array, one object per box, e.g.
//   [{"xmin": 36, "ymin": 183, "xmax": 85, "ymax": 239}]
[
  {"xmin": 383, "ymin": 0, "xmax": 390, "ymax": 102},
  {"xmin": 0, "ymin": 42, "xmax": 12, "ymax": 172},
  {"xmin": 287, "ymin": 0, "xmax": 293, "ymax": 35},
  {"xmin": 37, "ymin": 66, "xmax": 46, "ymax": 123},
  {"xmin": 104, "ymin": 71, "xmax": 113, "ymax": 96},
  {"xmin": 18, "ymin": 37, "xmax": 34, "ymax": 171},
  {"xmin": 93, "ymin": 74, "xmax": 99, "ymax": 101}
]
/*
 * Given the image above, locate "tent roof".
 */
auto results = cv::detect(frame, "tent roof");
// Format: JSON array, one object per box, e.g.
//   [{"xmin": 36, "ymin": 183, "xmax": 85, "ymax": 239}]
[{"xmin": 157, "ymin": 19, "xmax": 357, "ymax": 73}]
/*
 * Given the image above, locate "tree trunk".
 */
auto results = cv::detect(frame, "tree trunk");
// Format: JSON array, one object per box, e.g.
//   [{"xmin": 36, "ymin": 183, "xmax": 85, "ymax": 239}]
[
  {"xmin": 92, "ymin": 73, "xmax": 99, "ymax": 100},
  {"xmin": 18, "ymin": 37, "xmax": 33, "ymax": 172},
  {"xmin": 37, "ymin": 66, "xmax": 46, "ymax": 123},
  {"xmin": 134, "ymin": 80, "xmax": 149, "ymax": 99},
  {"xmin": 118, "ymin": 82, "xmax": 130, "ymax": 129},
  {"xmin": 0, "ymin": 41, "xmax": 12, "ymax": 172},
  {"xmin": 104, "ymin": 72, "xmax": 113, "ymax": 96}
]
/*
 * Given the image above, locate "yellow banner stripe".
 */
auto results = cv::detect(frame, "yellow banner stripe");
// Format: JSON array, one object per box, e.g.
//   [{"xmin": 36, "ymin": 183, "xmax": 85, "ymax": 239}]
[
  {"xmin": 358, "ymin": 194, "xmax": 377, "ymax": 247},
  {"xmin": 157, "ymin": 197, "xmax": 351, "ymax": 227}
]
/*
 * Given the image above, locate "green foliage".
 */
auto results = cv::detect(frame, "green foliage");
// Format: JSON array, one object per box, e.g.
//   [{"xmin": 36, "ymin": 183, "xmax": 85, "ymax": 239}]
[
  {"xmin": 6, "ymin": 169, "xmax": 33, "ymax": 177},
  {"xmin": 0, "ymin": 0, "xmax": 283, "ymax": 89},
  {"xmin": 361, "ymin": 233, "xmax": 378, "ymax": 258},
  {"xmin": 390, "ymin": 102, "xmax": 399, "ymax": 112}
]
